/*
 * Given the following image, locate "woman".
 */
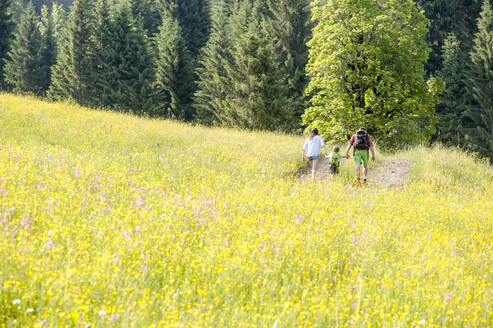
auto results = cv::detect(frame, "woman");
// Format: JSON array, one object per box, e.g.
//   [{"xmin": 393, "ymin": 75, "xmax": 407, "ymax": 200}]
[{"xmin": 302, "ymin": 128, "xmax": 328, "ymax": 180}]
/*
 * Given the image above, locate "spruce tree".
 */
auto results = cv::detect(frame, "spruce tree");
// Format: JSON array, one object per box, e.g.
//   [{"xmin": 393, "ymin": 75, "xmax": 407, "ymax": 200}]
[
  {"xmin": 8, "ymin": 0, "xmax": 24, "ymax": 21},
  {"xmin": 31, "ymin": 0, "xmax": 74, "ymax": 13},
  {"xmin": 195, "ymin": 0, "xmax": 290, "ymax": 130},
  {"xmin": 266, "ymin": 0, "xmax": 311, "ymax": 131},
  {"xmin": 193, "ymin": 0, "xmax": 234, "ymax": 124},
  {"xmin": 416, "ymin": 0, "xmax": 483, "ymax": 76},
  {"xmin": 176, "ymin": 0, "xmax": 210, "ymax": 58},
  {"xmin": 91, "ymin": 0, "xmax": 113, "ymax": 108},
  {"xmin": 465, "ymin": 0, "xmax": 493, "ymax": 159},
  {"xmin": 104, "ymin": 2, "xmax": 155, "ymax": 113},
  {"xmin": 159, "ymin": 0, "xmax": 211, "ymax": 58},
  {"xmin": 37, "ymin": 7, "xmax": 57, "ymax": 95},
  {"xmin": 130, "ymin": 0, "xmax": 161, "ymax": 36},
  {"xmin": 156, "ymin": 0, "xmax": 211, "ymax": 120},
  {"xmin": 154, "ymin": 3, "xmax": 194, "ymax": 119},
  {"xmin": 0, "ymin": 0, "xmax": 15, "ymax": 89},
  {"xmin": 435, "ymin": 34, "xmax": 469, "ymax": 146},
  {"xmin": 3, "ymin": 2, "xmax": 43, "ymax": 95},
  {"xmin": 48, "ymin": 0, "xmax": 95, "ymax": 105},
  {"xmin": 221, "ymin": 0, "xmax": 289, "ymax": 130},
  {"xmin": 39, "ymin": 2, "xmax": 66, "ymax": 42}
]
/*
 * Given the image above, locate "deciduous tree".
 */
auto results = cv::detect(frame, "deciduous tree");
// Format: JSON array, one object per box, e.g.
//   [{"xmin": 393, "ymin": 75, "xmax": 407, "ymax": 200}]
[{"xmin": 304, "ymin": 0, "xmax": 440, "ymax": 148}]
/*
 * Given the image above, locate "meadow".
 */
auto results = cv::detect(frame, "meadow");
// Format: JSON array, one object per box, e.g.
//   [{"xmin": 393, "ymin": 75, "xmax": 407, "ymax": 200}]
[{"xmin": 0, "ymin": 94, "xmax": 491, "ymax": 327}]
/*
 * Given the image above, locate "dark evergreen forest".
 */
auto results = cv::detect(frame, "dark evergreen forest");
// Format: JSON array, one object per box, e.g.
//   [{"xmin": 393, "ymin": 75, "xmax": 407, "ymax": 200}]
[{"xmin": 0, "ymin": 0, "xmax": 491, "ymax": 159}]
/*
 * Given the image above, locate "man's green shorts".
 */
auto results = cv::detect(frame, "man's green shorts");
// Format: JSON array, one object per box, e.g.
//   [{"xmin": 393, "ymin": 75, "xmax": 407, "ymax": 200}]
[{"xmin": 354, "ymin": 150, "xmax": 369, "ymax": 165}]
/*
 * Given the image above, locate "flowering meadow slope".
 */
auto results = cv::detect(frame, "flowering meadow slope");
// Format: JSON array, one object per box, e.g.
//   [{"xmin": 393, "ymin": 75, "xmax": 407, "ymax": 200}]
[{"xmin": 0, "ymin": 94, "xmax": 491, "ymax": 327}]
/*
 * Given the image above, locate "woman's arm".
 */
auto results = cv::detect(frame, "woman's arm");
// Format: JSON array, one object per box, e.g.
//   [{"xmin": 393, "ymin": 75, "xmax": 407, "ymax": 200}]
[
  {"xmin": 345, "ymin": 136, "xmax": 354, "ymax": 158},
  {"xmin": 320, "ymin": 137, "xmax": 328, "ymax": 157},
  {"xmin": 302, "ymin": 140, "xmax": 308, "ymax": 161}
]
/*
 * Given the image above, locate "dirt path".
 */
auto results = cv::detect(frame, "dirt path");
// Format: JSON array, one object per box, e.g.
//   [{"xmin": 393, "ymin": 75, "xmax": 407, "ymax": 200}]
[
  {"xmin": 368, "ymin": 158, "xmax": 413, "ymax": 188},
  {"xmin": 300, "ymin": 157, "xmax": 413, "ymax": 188}
]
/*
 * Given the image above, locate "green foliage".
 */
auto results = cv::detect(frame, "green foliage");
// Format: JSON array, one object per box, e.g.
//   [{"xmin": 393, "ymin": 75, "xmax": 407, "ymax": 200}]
[
  {"xmin": 3, "ymin": 2, "xmax": 59, "ymax": 95},
  {"xmin": 31, "ymin": 0, "xmax": 75, "ymax": 13},
  {"xmin": 153, "ymin": 0, "xmax": 211, "ymax": 121},
  {"xmin": 220, "ymin": 0, "xmax": 289, "ymax": 131},
  {"xmin": 47, "ymin": 0, "xmax": 95, "ymax": 105},
  {"xmin": 266, "ymin": 0, "xmax": 312, "ymax": 132},
  {"xmin": 39, "ymin": 2, "xmax": 66, "ymax": 41},
  {"xmin": 160, "ymin": 0, "xmax": 211, "ymax": 59},
  {"xmin": 304, "ymin": 0, "xmax": 438, "ymax": 149},
  {"xmin": 416, "ymin": 0, "xmax": 483, "ymax": 75},
  {"xmin": 435, "ymin": 34, "xmax": 469, "ymax": 146},
  {"xmin": 37, "ymin": 6, "xmax": 57, "ymax": 95},
  {"xmin": 103, "ymin": 2, "xmax": 155, "ymax": 114},
  {"xmin": 7, "ymin": 0, "xmax": 484, "ymax": 137},
  {"xmin": 3, "ymin": 2, "xmax": 43, "ymax": 95},
  {"xmin": 130, "ymin": 0, "xmax": 161, "ymax": 36},
  {"xmin": 90, "ymin": 0, "xmax": 113, "ymax": 108},
  {"xmin": 465, "ymin": 0, "xmax": 493, "ymax": 160},
  {"xmin": 193, "ymin": 0, "xmax": 233, "ymax": 125},
  {"xmin": 415, "ymin": 1, "xmax": 484, "ymax": 153},
  {"xmin": 153, "ymin": 4, "xmax": 195, "ymax": 119},
  {"xmin": 0, "ymin": 0, "xmax": 15, "ymax": 89},
  {"xmin": 194, "ymin": 0, "xmax": 290, "ymax": 131}
]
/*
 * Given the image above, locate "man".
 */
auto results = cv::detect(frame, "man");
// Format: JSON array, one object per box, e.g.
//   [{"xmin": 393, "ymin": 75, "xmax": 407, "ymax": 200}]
[{"xmin": 344, "ymin": 127, "xmax": 375, "ymax": 184}]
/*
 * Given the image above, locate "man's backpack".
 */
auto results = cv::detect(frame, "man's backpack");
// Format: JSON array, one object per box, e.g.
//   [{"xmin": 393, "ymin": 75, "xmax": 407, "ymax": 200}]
[{"xmin": 353, "ymin": 130, "xmax": 369, "ymax": 150}]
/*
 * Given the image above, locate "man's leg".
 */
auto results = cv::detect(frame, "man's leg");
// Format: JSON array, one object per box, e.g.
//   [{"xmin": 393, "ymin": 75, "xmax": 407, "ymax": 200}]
[
  {"xmin": 355, "ymin": 162, "xmax": 361, "ymax": 180},
  {"xmin": 362, "ymin": 150, "xmax": 370, "ymax": 182},
  {"xmin": 363, "ymin": 164, "xmax": 368, "ymax": 182}
]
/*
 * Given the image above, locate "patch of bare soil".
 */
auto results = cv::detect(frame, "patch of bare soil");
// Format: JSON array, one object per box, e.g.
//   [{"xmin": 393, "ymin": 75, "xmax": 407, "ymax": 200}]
[{"xmin": 368, "ymin": 158, "xmax": 413, "ymax": 188}]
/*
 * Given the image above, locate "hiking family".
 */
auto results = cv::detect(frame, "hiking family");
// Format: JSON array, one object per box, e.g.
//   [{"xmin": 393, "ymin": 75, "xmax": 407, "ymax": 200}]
[{"xmin": 302, "ymin": 127, "xmax": 375, "ymax": 182}]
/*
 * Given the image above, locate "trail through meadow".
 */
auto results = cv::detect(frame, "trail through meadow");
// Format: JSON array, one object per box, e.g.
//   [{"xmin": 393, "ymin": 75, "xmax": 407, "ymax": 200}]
[
  {"xmin": 301, "ymin": 157, "xmax": 414, "ymax": 188},
  {"xmin": 369, "ymin": 158, "xmax": 413, "ymax": 187}
]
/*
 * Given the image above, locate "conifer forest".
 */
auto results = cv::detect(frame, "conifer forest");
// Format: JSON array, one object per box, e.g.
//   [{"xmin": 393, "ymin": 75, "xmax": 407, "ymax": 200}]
[{"xmin": 0, "ymin": 0, "xmax": 492, "ymax": 159}]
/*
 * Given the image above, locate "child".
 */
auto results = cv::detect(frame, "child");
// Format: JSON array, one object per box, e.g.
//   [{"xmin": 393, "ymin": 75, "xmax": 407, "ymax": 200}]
[
  {"xmin": 302, "ymin": 128, "xmax": 328, "ymax": 180},
  {"xmin": 327, "ymin": 146, "xmax": 343, "ymax": 175}
]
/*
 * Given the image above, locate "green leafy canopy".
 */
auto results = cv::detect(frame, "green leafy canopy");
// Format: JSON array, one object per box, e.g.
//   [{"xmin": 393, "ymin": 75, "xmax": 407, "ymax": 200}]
[{"xmin": 304, "ymin": 0, "xmax": 443, "ymax": 149}]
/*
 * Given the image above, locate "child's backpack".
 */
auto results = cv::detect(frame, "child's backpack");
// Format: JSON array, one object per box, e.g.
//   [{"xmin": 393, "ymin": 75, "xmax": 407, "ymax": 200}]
[
  {"xmin": 329, "ymin": 153, "xmax": 340, "ymax": 166},
  {"xmin": 353, "ymin": 130, "xmax": 369, "ymax": 150}
]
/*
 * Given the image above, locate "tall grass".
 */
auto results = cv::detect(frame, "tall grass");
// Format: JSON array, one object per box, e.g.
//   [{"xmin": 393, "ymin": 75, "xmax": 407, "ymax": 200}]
[
  {"xmin": 0, "ymin": 94, "xmax": 491, "ymax": 327},
  {"xmin": 399, "ymin": 144, "xmax": 493, "ymax": 190}
]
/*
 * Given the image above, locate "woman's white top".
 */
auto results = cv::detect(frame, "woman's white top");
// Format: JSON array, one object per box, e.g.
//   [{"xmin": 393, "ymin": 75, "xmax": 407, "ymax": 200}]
[{"xmin": 303, "ymin": 135, "xmax": 325, "ymax": 157}]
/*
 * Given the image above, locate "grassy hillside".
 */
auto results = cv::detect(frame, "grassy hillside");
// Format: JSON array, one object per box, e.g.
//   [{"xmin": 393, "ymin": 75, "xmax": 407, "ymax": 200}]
[
  {"xmin": 400, "ymin": 145, "xmax": 493, "ymax": 190},
  {"xmin": 0, "ymin": 94, "xmax": 491, "ymax": 327}
]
